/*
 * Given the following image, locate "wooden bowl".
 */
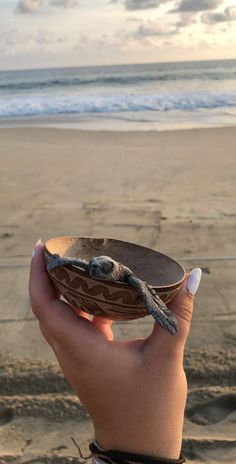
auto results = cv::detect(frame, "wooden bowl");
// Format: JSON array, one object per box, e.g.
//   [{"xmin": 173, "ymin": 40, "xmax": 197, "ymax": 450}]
[{"xmin": 45, "ymin": 237, "xmax": 186, "ymax": 321}]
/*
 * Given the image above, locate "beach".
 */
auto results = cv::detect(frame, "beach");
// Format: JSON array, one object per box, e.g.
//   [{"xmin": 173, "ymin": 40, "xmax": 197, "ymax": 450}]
[{"xmin": 0, "ymin": 126, "xmax": 236, "ymax": 463}]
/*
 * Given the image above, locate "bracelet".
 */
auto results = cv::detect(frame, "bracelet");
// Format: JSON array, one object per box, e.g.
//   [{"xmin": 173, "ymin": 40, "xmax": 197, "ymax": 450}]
[{"xmin": 89, "ymin": 441, "xmax": 185, "ymax": 464}]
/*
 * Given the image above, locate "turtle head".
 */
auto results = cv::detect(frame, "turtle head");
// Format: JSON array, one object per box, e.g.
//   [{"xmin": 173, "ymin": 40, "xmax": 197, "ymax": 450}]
[{"xmin": 89, "ymin": 256, "xmax": 119, "ymax": 281}]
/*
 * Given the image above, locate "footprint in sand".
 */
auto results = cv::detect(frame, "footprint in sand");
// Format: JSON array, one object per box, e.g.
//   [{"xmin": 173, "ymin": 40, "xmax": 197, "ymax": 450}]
[
  {"xmin": 22, "ymin": 461, "xmax": 45, "ymax": 464},
  {"xmin": 0, "ymin": 407, "xmax": 14, "ymax": 426},
  {"xmin": 187, "ymin": 394, "xmax": 236, "ymax": 425},
  {"xmin": 0, "ymin": 232, "xmax": 14, "ymax": 239}
]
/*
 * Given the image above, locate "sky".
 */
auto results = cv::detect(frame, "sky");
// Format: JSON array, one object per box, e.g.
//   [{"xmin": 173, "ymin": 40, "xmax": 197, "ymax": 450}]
[{"xmin": 0, "ymin": 0, "xmax": 236, "ymax": 70}]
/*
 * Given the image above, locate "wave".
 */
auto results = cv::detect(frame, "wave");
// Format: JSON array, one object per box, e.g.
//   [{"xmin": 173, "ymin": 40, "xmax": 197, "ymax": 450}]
[
  {"xmin": 1, "ymin": 91, "xmax": 236, "ymax": 118},
  {"xmin": 0, "ymin": 70, "xmax": 236, "ymax": 92}
]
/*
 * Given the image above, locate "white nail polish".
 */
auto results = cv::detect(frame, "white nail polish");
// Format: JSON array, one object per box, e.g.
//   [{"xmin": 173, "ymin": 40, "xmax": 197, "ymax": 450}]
[
  {"xmin": 186, "ymin": 268, "xmax": 202, "ymax": 296},
  {"xmin": 32, "ymin": 238, "xmax": 43, "ymax": 257}
]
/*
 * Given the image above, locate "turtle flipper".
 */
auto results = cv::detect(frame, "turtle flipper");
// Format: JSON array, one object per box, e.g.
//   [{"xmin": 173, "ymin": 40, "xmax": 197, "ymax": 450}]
[
  {"xmin": 146, "ymin": 283, "xmax": 178, "ymax": 334},
  {"xmin": 146, "ymin": 304, "xmax": 178, "ymax": 335},
  {"xmin": 47, "ymin": 254, "xmax": 89, "ymax": 272},
  {"xmin": 126, "ymin": 275, "xmax": 178, "ymax": 335}
]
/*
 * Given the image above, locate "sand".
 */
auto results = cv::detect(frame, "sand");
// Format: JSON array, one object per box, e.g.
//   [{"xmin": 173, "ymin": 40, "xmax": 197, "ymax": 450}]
[{"xmin": 0, "ymin": 126, "xmax": 235, "ymax": 463}]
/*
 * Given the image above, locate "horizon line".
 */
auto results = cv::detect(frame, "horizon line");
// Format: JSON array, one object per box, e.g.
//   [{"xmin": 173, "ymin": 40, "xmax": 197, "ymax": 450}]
[{"xmin": 0, "ymin": 57, "xmax": 236, "ymax": 73}]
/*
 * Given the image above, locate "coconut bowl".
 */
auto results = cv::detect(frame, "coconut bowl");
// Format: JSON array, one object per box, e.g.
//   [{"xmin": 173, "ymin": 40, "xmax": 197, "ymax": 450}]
[{"xmin": 45, "ymin": 236, "xmax": 186, "ymax": 321}]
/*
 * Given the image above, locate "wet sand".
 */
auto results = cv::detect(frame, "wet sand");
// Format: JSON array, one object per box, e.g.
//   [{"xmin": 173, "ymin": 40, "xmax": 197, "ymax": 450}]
[{"xmin": 0, "ymin": 127, "xmax": 236, "ymax": 463}]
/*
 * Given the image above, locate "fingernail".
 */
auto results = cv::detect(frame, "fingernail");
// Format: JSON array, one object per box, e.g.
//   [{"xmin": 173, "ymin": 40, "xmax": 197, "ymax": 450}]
[
  {"xmin": 186, "ymin": 268, "xmax": 202, "ymax": 296},
  {"xmin": 32, "ymin": 238, "xmax": 43, "ymax": 257}
]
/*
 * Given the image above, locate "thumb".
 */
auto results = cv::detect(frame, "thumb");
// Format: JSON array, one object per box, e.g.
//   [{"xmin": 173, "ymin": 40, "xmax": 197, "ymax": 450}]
[
  {"xmin": 169, "ymin": 267, "xmax": 202, "ymax": 326},
  {"xmin": 166, "ymin": 267, "xmax": 202, "ymax": 345},
  {"xmin": 148, "ymin": 268, "xmax": 202, "ymax": 353}
]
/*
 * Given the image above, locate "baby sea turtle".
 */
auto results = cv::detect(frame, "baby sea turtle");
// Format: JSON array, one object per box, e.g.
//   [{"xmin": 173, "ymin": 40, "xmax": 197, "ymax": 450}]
[{"xmin": 47, "ymin": 254, "xmax": 178, "ymax": 335}]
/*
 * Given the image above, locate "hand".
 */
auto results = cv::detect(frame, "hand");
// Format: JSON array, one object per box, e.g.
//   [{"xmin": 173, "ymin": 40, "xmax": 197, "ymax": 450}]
[{"xmin": 29, "ymin": 240, "xmax": 201, "ymax": 460}]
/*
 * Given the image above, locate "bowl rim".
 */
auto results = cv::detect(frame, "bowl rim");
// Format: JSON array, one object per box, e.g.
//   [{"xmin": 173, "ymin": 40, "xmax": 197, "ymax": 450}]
[{"xmin": 45, "ymin": 236, "xmax": 186, "ymax": 290}]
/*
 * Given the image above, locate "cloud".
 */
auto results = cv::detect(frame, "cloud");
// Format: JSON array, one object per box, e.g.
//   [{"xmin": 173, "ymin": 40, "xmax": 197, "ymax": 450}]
[
  {"xmin": 133, "ymin": 20, "xmax": 178, "ymax": 38},
  {"xmin": 50, "ymin": 0, "xmax": 78, "ymax": 7},
  {"xmin": 112, "ymin": 0, "xmax": 170, "ymax": 11},
  {"xmin": 1, "ymin": 28, "xmax": 68, "ymax": 48},
  {"xmin": 17, "ymin": 0, "xmax": 46, "ymax": 13},
  {"xmin": 175, "ymin": 12, "xmax": 196, "ymax": 27},
  {"xmin": 0, "ymin": 27, "xmax": 69, "ymax": 64},
  {"xmin": 202, "ymin": 6, "xmax": 236, "ymax": 23},
  {"xmin": 34, "ymin": 30, "xmax": 68, "ymax": 44},
  {"xmin": 124, "ymin": 0, "xmax": 161, "ymax": 9},
  {"xmin": 173, "ymin": 0, "xmax": 223, "ymax": 13},
  {"xmin": 17, "ymin": 0, "xmax": 79, "ymax": 13},
  {"xmin": 2, "ymin": 29, "xmax": 29, "ymax": 46}
]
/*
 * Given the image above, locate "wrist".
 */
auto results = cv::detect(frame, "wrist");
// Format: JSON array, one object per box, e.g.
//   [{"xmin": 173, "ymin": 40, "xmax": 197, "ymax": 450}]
[
  {"xmin": 93, "ymin": 410, "xmax": 185, "ymax": 459},
  {"xmin": 90, "ymin": 441, "xmax": 185, "ymax": 464},
  {"xmin": 94, "ymin": 428, "xmax": 183, "ymax": 461}
]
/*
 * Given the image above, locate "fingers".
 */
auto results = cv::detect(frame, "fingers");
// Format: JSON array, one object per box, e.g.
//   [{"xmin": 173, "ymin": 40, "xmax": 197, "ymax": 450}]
[
  {"xmin": 70, "ymin": 305, "xmax": 92, "ymax": 321},
  {"xmin": 29, "ymin": 239, "xmax": 113, "ymax": 362},
  {"xmin": 29, "ymin": 239, "xmax": 58, "ymax": 320},
  {"xmin": 68, "ymin": 306, "xmax": 114, "ymax": 341},
  {"xmin": 29, "ymin": 240, "xmax": 79, "ymax": 339},
  {"xmin": 144, "ymin": 268, "xmax": 202, "ymax": 358},
  {"xmin": 92, "ymin": 316, "xmax": 114, "ymax": 341}
]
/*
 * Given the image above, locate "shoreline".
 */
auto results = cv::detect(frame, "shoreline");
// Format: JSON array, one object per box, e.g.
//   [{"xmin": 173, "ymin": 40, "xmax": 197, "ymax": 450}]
[
  {"xmin": 1, "ymin": 112, "xmax": 236, "ymax": 133},
  {"xmin": 1, "ymin": 120, "xmax": 236, "ymax": 133}
]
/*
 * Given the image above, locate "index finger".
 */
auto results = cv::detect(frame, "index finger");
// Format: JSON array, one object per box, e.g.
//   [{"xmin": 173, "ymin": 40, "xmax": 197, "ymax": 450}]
[
  {"xmin": 29, "ymin": 239, "xmax": 58, "ymax": 320},
  {"xmin": 29, "ymin": 239, "xmax": 112, "ymax": 359}
]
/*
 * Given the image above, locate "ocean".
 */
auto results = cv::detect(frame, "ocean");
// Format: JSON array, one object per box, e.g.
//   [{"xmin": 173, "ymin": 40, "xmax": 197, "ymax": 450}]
[{"xmin": 0, "ymin": 59, "xmax": 236, "ymax": 131}]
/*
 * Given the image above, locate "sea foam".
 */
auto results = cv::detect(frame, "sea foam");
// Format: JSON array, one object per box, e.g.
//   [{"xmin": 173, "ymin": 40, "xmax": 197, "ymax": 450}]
[{"xmin": 1, "ymin": 91, "xmax": 236, "ymax": 118}]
